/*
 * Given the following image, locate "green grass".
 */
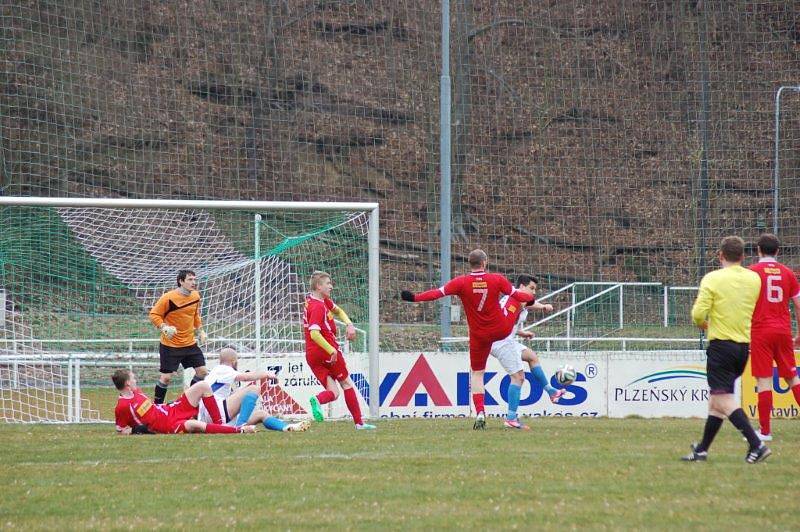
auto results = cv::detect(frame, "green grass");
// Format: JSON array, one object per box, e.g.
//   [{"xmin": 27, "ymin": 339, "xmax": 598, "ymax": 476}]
[{"xmin": 0, "ymin": 418, "xmax": 796, "ymax": 529}]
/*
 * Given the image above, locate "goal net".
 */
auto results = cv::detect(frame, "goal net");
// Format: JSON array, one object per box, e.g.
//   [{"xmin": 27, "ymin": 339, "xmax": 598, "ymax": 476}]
[{"xmin": 0, "ymin": 198, "xmax": 378, "ymax": 423}]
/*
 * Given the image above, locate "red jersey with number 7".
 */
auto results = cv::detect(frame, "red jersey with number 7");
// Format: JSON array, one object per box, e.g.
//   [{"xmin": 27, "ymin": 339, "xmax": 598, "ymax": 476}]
[
  {"xmin": 749, "ymin": 259, "xmax": 800, "ymax": 332},
  {"xmin": 418, "ymin": 271, "xmax": 531, "ymax": 337}
]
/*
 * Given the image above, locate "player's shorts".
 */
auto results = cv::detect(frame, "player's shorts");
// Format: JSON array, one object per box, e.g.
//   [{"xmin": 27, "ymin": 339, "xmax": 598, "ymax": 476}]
[
  {"xmin": 197, "ymin": 397, "xmax": 233, "ymax": 425},
  {"xmin": 469, "ymin": 329, "xmax": 509, "ymax": 371},
  {"xmin": 490, "ymin": 339, "xmax": 528, "ymax": 375},
  {"xmin": 750, "ymin": 328, "xmax": 797, "ymax": 379},
  {"xmin": 148, "ymin": 393, "xmax": 199, "ymax": 433},
  {"xmin": 706, "ymin": 340, "xmax": 749, "ymax": 395},
  {"xmin": 306, "ymin": 350, "xmax": 349, "ymax": 386},
  {"xmin": 159, "ymin": 343, "xmax": 205, "ymax": 373}
]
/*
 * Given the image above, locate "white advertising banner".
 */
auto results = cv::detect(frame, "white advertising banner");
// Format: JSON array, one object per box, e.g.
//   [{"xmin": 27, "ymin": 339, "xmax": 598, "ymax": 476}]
[
  {"xmin": 375, "ymin": 352, "xmax": 606, "ymax": 419},
  {"xmin": 192, "ymin": 350, "xmax": 714, "ymax": 419}
]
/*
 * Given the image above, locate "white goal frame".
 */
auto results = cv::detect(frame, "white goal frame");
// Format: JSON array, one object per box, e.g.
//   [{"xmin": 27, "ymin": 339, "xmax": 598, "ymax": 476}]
[{"xmin": 0, "ymin": 196, "xmax": 381, "ymax": 419}]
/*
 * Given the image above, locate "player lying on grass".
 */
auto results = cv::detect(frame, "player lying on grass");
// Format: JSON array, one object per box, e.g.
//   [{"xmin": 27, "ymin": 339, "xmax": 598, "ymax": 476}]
[
  {"xmin": 199, "ymin": 347, "xmax": 309, "ymax": 432},
  {"xmin": 401, "ymin": 249, "xmax": 534, "ymax": 429},
  {"xmin": 490, "ymin": 275, "xmax": 561, "ymax": 430},
  {"xmin": 304, "ymin": 271, "xmax": 375, "ymax": 430},
  {"xmin": 112, "ymin": 369, "xmax": 255, "ymax": 434}
]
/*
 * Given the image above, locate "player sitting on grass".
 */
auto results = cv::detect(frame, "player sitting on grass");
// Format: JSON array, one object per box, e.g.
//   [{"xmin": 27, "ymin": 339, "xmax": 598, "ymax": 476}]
[
  {"xmin": 198, "ymin": 347, "xmax": 309, "ymax": 433},
  {"xmin": 304, "ymin": 271, "xmax": 375, "ymax": 430},
  {"xmin": 112, "ymin": 369, "xmax": 254, "ymax": 434},
  {"xmin": 401, "ymin": 249, "xmax": 534, "ymax": 429},
  {"xmin": 491, "ymin": 275, "xmax": 562, "ymax": 430}
]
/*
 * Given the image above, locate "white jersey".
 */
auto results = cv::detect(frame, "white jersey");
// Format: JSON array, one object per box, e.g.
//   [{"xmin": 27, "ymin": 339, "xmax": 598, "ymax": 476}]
[
  {"xmin": 498, "ymin": 295, "xmax": 528, "ymax": 343},
  {"xmin": 203, "ymin": 364, "xmax": 239, "ymax": 400}
]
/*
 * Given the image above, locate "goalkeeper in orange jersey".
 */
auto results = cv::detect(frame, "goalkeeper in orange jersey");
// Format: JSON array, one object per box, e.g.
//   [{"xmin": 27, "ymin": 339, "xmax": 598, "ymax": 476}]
[{"xmin": 149, "ymin": 269, "xmax": 209, "ymax": 404}]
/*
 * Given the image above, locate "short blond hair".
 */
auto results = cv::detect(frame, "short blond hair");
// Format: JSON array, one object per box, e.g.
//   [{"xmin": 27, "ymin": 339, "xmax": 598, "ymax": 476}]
[{"xmin": 310, "ymin": 270, "xmax": 332, "ymax": 290}]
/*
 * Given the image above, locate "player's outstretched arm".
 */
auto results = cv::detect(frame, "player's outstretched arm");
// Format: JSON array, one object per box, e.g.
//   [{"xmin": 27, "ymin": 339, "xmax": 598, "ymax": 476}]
[
  {"xmin": 401, "ymin": 288, "xmax": 445, "ymax": 302},
  {"xmin": 235, "ymin": 370, "xmax": 276, "ymax": 382}
]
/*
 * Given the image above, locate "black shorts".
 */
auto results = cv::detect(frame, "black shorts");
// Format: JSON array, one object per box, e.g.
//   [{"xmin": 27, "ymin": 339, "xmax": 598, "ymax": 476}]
[
  {"xmin": 706, "ymin": 340, "xmax": 749, "ymax": 395},
  {"xmin": 159, "ymin": 343, "xmax": 206, "ymax": 374}
]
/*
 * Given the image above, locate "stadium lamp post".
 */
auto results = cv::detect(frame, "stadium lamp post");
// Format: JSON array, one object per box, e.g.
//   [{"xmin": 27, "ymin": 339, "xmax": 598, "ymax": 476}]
[
  {"xmin": 439, "ymin": 0, "xmax": 453, "ymax": 339},
  {"xmin": 773, "ymin": 85, "xmax": 800, "ymax": 235}
]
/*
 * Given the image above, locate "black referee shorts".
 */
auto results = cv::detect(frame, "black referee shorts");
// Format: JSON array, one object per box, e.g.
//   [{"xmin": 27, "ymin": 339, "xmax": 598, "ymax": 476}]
[
  {"xmin": 706, "ymin": 339, "xmax": 749, "ymax": 395},
  {"xmin": 159, "ymin": 343, "xmax": 206, "ymax": 374}
]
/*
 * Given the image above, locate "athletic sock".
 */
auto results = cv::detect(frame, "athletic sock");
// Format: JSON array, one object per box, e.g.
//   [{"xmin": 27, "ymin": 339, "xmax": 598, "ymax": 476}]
[
  {"xmin": 201, "ymin": 394, "xmax": 224, "ymax": 424},
  {"xmin": 205, "ymin": 423, "xmax": 240, "ymax": 434},
  {"xmin": 316, "ymin": 390, "xmax": 336, "ymax": 405},
  {"xmin": 343, "ymin": 387, "xmax": 363, "ymax": 425},
  {"xmin": 728, "ymin": 408, "xmax": 762, "ymax": 450},
  {"xmin": 530, "ymin": 365, "xmax": 557, "ymax": 396},
  {"xmin": 235, "ymin": 391, "xmax": 258, "ymax": 427},
  {"xmin": 262, "ymin": 416, "xmax": 288, "ymax": 431},
  {"xmin": 154, "ymin": 381, "xmax": 168, "ymax": 404},
  {"xmin": 472, "ymin": 393, "xmax": 485, "ymax": 415},
  {"xmin": 695, "ymin": 415, "xmax": 723, "ymax": 453},
  {"xmin": 757, "ymin": 390, "xmax": 773, "ymax": 435},
  {"xmin": 792, "ymin": 384, "xmax": 800, "ymax": 406},
  {"xmin": 507, "ymin": 383, "xmax": 521, "ymax": 420}
]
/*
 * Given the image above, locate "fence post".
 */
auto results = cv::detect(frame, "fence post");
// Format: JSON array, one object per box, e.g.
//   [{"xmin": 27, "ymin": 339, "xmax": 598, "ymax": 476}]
[
  {"xmin": 67, "ymin": 356, "xmax": 73, "ymax": 423},
  {"xmin": 618, "ymin": 284, "xmax": 624, "ymax": 329},
  {"xmin": 663, "ymin": 286, "xmax": 669, "ymax": 327},
  {"xmin": 74, "ymin": 356, "xmax": 82, "ymax": 423}
]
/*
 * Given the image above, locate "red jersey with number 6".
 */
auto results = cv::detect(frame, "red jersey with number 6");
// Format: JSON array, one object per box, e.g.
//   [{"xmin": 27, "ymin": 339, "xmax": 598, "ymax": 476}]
[{"xmin": 749, "ymin": 259, "xmax": 800, "ymax": 332}]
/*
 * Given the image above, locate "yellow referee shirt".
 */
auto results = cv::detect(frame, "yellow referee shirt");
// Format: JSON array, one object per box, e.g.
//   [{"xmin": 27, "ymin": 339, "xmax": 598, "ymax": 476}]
[{"xmin": 691, "ymin": 264, "xmax": 761, "ymax": 343}]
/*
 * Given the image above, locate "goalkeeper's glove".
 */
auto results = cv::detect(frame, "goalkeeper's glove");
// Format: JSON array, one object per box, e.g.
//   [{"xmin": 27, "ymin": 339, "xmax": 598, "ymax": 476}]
[
  {"xmin": 160, "ymin": 323, "xmax": 177, "ymax": 339},
  {"xmin": 197, "ymin": 329, "xmax": 208, "ymax": 346},
  {"xmin": 400, "ymin": 290, "xmax": 415, "ymax": 302},
  {"xmin": 132, "ymin": 424, "xmax": 154, "ymax": 435}
]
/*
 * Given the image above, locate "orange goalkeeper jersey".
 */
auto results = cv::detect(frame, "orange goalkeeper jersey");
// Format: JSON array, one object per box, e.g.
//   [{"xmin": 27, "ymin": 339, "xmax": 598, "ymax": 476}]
[{"xmin": 148, "ymin": 289, "xmax": 202, "ymax": 348}]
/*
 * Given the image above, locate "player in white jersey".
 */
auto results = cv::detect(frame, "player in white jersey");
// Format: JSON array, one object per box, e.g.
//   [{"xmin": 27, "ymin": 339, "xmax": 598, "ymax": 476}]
[
  {"xmin": 198, "ymin": 347, "xmax": 309, "ymax": 432},
  {"xmin": 490, "ymin": 275, "xmax": 563, "ymax": 430}
]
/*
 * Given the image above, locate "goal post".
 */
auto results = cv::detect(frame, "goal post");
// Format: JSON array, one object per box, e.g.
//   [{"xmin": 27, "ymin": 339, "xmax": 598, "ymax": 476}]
[{"xmin": 0, "ymin": 197, "xmax": 380, "ymax": 422}]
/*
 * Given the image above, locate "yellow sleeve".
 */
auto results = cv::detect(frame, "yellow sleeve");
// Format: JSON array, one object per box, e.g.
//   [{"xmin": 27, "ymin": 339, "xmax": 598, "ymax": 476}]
[
  {"xmin": 332, "ymin": 305, "xmax": 352, "ymax": 325},
  {"xmin": 309, "ymin": 330, "xmax": 336, "ymax": 355},
  {"xmin": 148, "ymin": 294, "xmax": 169, "ymax": 328},
  {"xmin": 691, "ymin": 275, "xmax": 713, "ymax": 327}
]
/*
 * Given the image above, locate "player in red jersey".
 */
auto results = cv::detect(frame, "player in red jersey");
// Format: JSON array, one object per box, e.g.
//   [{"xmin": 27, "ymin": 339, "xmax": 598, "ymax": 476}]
[
  {"xmin": 304, "ymin": 271, "xmax": 375, "ymax": 430},
  {"xmin": 112, "ymin": 369, "xmax": 255, "ymax": 434},
  {"xmin": 401, "ymin": 249, "xmax": 534, "ymax": 429},
  {"xmin": 748, "ymin": 233, "xmax": 800, "ymax": 441}
]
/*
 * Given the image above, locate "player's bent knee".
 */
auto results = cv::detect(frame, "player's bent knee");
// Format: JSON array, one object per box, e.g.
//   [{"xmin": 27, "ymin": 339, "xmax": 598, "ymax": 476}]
[
  {"xmin": 159, "ymin": 374, "xmax": 172, "ymax": 385},
  {"xmin": 194, "ymin": 366, "xmax": 209, "ymax": 378},
  {"xmin": 510, "ymin": 371, "xmax": 525, "ymax": 385}
]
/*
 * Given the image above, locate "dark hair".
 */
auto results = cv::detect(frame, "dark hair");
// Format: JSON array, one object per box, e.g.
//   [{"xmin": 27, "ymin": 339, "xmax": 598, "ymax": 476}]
[
  {"xmin": 468, "ymin": 249, "xmax": 487, "ymax": 268},
  {"xmin": 112, "ymin": 369, "xmax": 131, "ymax": 391},
  {"xmin": 177, "ymin": 269, "xmax": 196, "ymax": 286},
  {"xmin": 720, "ymin": 236, "xmax": 745, "ymax": 262},
  {"xmin": 757, "ymin": 233, "xmax": 779, "ymax": 256},
  {"xmin": 516, "ymin": 274, "xmax": 539, "ymax": 287}
]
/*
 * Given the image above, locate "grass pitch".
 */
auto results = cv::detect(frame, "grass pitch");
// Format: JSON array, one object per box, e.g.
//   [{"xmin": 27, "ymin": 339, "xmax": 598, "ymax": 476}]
[{"xmin": 1, "ymin": 417, "xmax": 796, "ymax": 530}]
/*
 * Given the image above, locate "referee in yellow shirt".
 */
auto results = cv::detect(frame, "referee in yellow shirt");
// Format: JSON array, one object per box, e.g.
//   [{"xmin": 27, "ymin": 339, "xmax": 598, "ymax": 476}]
[{"xmin": 682, "ymin": 236, "xmax": 771, "ymax": 463}]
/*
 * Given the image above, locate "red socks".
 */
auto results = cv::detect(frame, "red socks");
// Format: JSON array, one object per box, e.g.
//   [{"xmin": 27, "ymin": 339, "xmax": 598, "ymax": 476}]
[
  {"xmin": 472, "ymin": 393, "xmax": 485, "ymax": 415},
  {"xmin": 316, "ymin": 390, "xmax": 336, "ymax": 405},
  {"xmin": 343, "ymin": 387, "xmax": 363, "ymax": 425},
  {"xmin": 757, "ymin": 390, "xmax": 772, "ymax": 435},
  {"xmin": 792, "ymin": 384, "xmax": 800, "ymax": 406},
  {"xmin": 201, "ymin": 395, "xmax": 223, "ymax": 424},
  {"xmin": 205, "ymin": 423, "xmax": 240, "ymax": 434}
]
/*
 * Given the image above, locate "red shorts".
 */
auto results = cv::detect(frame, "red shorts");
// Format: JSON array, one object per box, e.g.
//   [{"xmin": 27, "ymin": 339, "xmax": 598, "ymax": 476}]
[
  {"xmin": 148, "ymin": 394, "xmax": 199, "ymax": 434},
  {"xmin": 469, "ymin": 328, "xmax": 511, "ymax": 371},
  {"xmin": 750, "ymin": 329, "xmax": 797, "ymax": 379},
  {"xmin": 306, "ymin": 350, "xmax": 349, "ymax": 386},
  {"xmin": 469, "ymin": 304, "xmax": 522, "ymax": 371}
]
